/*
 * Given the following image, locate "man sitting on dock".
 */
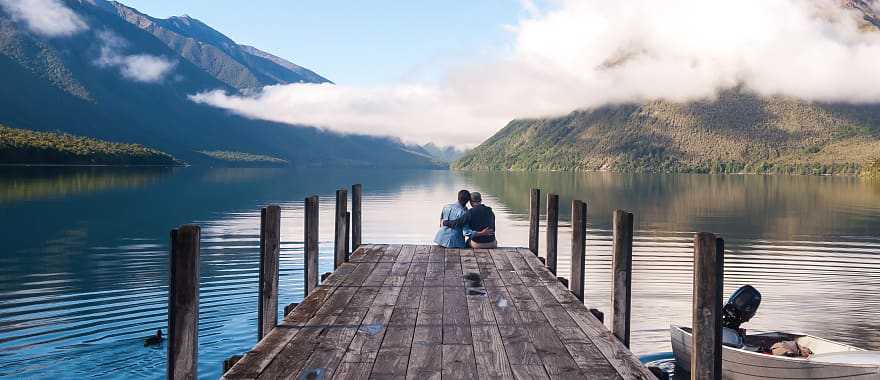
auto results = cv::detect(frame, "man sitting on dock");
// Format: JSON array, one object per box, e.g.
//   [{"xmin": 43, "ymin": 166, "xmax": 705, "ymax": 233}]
[
  {"xmin": 443, "ymin": 192, "xmax": 497, "ymax": 248},
  {"xmin": 434, "ymin": 190, "xmax": 472, "ymax": 248}
]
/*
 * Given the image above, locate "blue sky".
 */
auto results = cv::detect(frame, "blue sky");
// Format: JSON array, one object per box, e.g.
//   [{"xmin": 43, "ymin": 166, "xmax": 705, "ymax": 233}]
[{"xmin": 122, "ymin": 0, "xmax": 533, "ymax": 85}]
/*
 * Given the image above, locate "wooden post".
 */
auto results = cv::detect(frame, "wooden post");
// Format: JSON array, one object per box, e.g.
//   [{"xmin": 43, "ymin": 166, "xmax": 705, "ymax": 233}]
[
  {"xmin": 284, "ymin": 302, "xmax": 299, "ymax": 316},
  {"xmin": 352, "ymin": 184, "xmax": 362, "ymax": 250},
  {"xmin": 334, "ymin": 188, "xmax": 347, "ymax": 269},
  {"xmin": 345, "ymin": 211, "xmax": 351, "ymax": 261},
  {"xmin": 257, "ymin": 205, "xmax": 281, "ymax": 340},
  {"xmin": 304, "ymin": 196, "xmax": 319, "ymax": 295},
  {"xmin": 529, "ymin": 188, "xmax": 540, "ymax": 256},
  {"xmin": 223, "ymin": 355, "xmax": 243, "ymax": 373},
  {"xmin": 692, "ymin": 233, "xmax": 724, "ymax": 380},
  {"xmin": 546, "ymin": 193, "xmax": 559, "ymax": 274},
  {"xmin": 611, "ymin": 209, "xmax": 634, "ymax": 347},
  {"xmin": 168, "ymin": 225, "xmax": 200, "ymax": 380},
  {"xmin": 570, "ymin": 200, "xmax": 587, "ymax": 301}
]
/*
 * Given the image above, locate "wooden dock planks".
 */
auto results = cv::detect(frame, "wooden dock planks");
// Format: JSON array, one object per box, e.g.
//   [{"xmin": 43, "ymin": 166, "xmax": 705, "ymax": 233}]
[{"xmin": 222, "ymin": 244, "xmax": 655, "ymax": 380}]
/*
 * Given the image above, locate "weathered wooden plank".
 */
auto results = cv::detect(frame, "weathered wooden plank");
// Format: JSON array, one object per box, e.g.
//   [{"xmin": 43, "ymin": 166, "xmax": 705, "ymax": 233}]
[
  {"xmin": 506, "ymin": 286, "xmax": 583, "ymax": 378},
  {"xmin": 258, "ymin": 312, "xmax": 338, "ymax": 378},
  {"xmin": 510, "ymin": 365, "xmax": 551, "ymax": 380},
  {"xmin": 407, "ymin": 342, "xmax": 442, "ymax": 380},
  {"xmin": 472, "ymin": 325, "xmax": 515, "ymax": 379},
  {"xmin": 529, "ymin": 188, "xmax": 540, "ymax": 256},
  {"xmin": 692, "ymin": 233, "xmax": 724, "ymax": 380},
  {"xmin": 543, "ymin": 281, "xmax": 656, "ymax": 380},
  {"xmin": 224, "ymin": 263, "xmax": 359, "ymax": 378},
  {"xmin": 258, "ymin": 205, "xmax": 281, "ymax": 340},
  {"xmin": 257, "ymin": 270, "xmax": 370, "ymax": 378},
  {"xmin": 295, "ymin": 287, "xmax": 379, "ymax": 379},
  {"xmin": 570, "ymin": 200, "xmax": 587, "ymax": 301},
  {"xmin": 545, "ymin": 193, "xmax": 559, "ymax": 275},
  {"xmin": 351, "ymin": 183, "xmax": 362, "ymax": 250},
  {"xmin": 611, "ymin": 209, "xmax": 634, "ymax": 347},
  {"xmin": 462, "ymin": 248, "xmax": 514, "ymax": 380},
  {"xmin": 341, "ymin": 305, "xmax": 395, "ymax": 364},
  {"xmin": 409, "ymin": 263, "xmax": 443, "ymax": 380},
  {"xmin": 335, "ymin": 362, "xmax": 372, "ymax": 380},
  {"xmin": 168, "ymin": 225, "xmax": 200, "ymax": 380},
  {"xmin": 525, "ymin": 285, "xmax": 622, "ymax": 380},
  {"xmin": 442, "ymin": 344, "xmax": 479, "ymax": 380},
  {"xmin": 442, "ymin": 286, "xmax": 472, "ymax": 344},
  {"xmin": 304, "ymin": 196, "xmax": 319, "ymax": 294},
  {"xmin": 372, "ymin": 308, "xmax": 418, "ymax": 378}
]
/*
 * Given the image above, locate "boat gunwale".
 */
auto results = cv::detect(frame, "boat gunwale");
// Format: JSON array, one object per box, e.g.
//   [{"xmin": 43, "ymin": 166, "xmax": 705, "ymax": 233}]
[{"xmin": 671, "ymin": 325, "xmax": 878, "ymax": 370}]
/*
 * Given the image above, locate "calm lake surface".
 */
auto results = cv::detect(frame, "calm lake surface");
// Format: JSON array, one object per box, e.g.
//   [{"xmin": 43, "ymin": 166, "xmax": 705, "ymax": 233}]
[{"xmin": 1, "ymin": 167, "xmax": 879, "ymax": 379}]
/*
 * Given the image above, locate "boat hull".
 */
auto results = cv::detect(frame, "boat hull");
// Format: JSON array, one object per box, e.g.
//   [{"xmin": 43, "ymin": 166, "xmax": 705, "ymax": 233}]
[{"xmin": 670, "ymin": 326, "xmax": 880, "ymax": 379}]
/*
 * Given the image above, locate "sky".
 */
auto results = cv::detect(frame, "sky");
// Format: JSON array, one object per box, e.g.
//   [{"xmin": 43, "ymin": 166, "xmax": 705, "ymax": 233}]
[{"xmin": 121, "ymin": 0, "xmax": 533, "ymax": 85}]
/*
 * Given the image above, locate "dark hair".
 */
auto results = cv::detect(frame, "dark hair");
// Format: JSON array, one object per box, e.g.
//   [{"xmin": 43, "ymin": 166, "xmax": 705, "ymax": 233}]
[{"xmin": 457, "ymin": 190, "xmax": 471, "ymax": 205}]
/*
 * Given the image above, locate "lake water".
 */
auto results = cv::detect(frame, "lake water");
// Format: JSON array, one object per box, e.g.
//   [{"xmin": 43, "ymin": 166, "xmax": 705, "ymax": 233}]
[{"xmin": 1, "ymin": 167, "xmax": 879, "ymax": 379}]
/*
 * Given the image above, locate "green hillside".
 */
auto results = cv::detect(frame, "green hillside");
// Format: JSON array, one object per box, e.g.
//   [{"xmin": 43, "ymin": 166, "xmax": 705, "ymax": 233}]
[
  {"xmin": 0, "ymin": 0, "xmax": 439, "ymax": 168},
  {"xmin": 453, "ymin": 91, "xmax": 880, "ymax": 176},
  {"xmin": 0, "ymin": 125, "xmax": 179, "ymax": 165}
]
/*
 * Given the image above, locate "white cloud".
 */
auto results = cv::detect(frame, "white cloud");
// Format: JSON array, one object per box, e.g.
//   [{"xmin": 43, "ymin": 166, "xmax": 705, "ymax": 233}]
[
  {"xmin": 95, "ymin": 30, "xmax": 176, "ymax": 83},
  {"xmin": 192, "ymin": 0, "xmax": 880, "ymax": 147},
  {"xmin": 0, "ymin": 0, "xmax": 87, "ymax": 37}
]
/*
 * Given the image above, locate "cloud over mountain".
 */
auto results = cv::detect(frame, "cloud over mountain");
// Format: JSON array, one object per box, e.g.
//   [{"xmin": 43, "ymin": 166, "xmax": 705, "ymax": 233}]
[
  {"xmin": 0, "ymin": 0, "xmax": 87, "ymax": 36},
  {"xmin": 193, "ymin": 0, "xmax": 880, "ymax": 147},
  {"xmin": 95, "ymin": 30, "xmax": 175, "ymax": 83}
]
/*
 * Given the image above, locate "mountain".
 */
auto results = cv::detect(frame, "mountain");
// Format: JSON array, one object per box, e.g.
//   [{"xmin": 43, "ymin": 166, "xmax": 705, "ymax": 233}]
[
  {"xmin": 453, "ymin": 91, "xmax": 880, "ymax": 175},
  {"xmin": 0, "ymin": 0, "xmax": 437, "ymax": 168},
  {"xmin": 419, "ymin": 143, "xmax": 468, "ymax": 163},
  {"xmin": 103, "ymin": 1, "xmax": 330, "ymax": 90},
  {"xmin": 455, "ymin": 3, "xmax": 880, "ymax": 175}
]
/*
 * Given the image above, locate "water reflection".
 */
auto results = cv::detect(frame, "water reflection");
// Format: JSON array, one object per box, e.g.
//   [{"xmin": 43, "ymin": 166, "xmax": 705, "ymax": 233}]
[{"xmin": 0, "ymin": 168, "xmax": 878, "ymax": 379}]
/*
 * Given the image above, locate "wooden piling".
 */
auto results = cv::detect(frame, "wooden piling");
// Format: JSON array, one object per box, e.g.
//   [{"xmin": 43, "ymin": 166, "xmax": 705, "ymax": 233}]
[
  {"xmin": 223, "ymin": 355, "xmax": 243, "ymax": 373},
  {"xmin": 284, "ymin": 302, "xmax": 299, "ymax": 317},
  {"xmin": 304, "ymin": 196, "xmax": 319, "ymax": 295},
  {"xmin": 570, "ymin": 200, "xmax": 587, "ymax": 301},
  {"xmin": 345, "ymin": 211, "xmax": 351, "ymax": 261},
  {"xmin": 168, "ymin": 225, "xmax": 200, "ymax": 380},
  {"xmin": 692, "ymin": 233, "xmax": 724, "ymax": 380},
  {"xmin": 546, "ymin": 193, "xmax": 559, "ymax": 274},
  {"xmin": 334, "ymin": 189, "xmax": 347, "ymax": 269},
  {"xmin": 352, "ymin": 184, "xmax": 362, "ymax": 250},
  {"xmin": 257, "ymin": 205, "xmax": 281, "ymax": 340},
  {"xmin": 611, "ymin": 209, "xmax": 634, "ymax": 347},
  {"xmin": 529, "ymin": 188, "xmax": 540, "ymax": 256}
]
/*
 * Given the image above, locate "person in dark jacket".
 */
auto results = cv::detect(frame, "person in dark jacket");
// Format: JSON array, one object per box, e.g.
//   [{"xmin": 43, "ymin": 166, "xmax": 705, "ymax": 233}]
[{"xmin": 442, "ymin": 192, "xmax": 497, "ymax": 248}]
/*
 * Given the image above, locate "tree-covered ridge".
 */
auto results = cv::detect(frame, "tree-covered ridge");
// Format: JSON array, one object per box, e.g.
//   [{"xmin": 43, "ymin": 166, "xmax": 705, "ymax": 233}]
[
  {"xmin": 0, "ymin": 125, "xmax": 180, "ymax": 165},
  {"xmin": 454, "ymin": 91, "xmax": 880, "ymax": 176},
  {"xmin": 197, "ymin": 150, "xmax": 289, "ymax": 166}
]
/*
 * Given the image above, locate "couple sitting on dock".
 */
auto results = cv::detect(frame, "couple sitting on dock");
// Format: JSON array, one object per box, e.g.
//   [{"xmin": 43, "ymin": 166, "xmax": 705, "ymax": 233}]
[{"xmin": 434, "ymin": 190, "xmax": 497, "ymax": 249}]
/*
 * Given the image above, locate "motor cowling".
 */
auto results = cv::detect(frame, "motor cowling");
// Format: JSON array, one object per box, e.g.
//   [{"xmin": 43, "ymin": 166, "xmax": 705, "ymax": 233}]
[{"xmin": 721, "ymin": 285, "xmax": 761, "ymax": 330}]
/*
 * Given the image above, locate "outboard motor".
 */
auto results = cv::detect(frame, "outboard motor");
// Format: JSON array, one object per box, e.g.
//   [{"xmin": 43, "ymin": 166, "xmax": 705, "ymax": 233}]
[{"xmin": 722, "ymin": 285, "xmax": 762, "ymax": 330}]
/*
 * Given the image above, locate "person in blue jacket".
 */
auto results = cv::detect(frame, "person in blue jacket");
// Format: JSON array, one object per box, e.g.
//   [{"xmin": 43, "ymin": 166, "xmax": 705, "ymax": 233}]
[{"xmin": 434, "ymin": 190, "xmax": 472, "ymax": 248}]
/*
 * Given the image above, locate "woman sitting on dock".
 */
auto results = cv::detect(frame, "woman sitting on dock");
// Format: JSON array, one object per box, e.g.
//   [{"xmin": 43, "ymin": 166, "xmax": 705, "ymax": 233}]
[{"xmin": 434, "ymin": 190, "xmax": 472, "ymax": 248}]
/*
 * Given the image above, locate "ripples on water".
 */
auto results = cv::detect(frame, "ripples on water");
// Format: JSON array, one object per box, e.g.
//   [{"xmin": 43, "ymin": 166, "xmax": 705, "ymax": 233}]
[{"xmin": 0, "ymin": 168, "xmax": 879, "ymax": 378}]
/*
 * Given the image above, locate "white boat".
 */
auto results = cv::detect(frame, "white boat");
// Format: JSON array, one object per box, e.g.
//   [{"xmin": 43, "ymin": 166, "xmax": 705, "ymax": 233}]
[{"xmin": 671, "ymin": 325, "xmax": 880, "ymax": 379}]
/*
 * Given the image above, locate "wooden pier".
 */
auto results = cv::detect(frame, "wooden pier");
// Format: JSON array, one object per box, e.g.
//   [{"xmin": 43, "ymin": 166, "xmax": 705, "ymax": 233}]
[
  {"xmin": 164, "ymin": 185, "xmax": 733, "ymax": 379},
  {"xmin": 222, "ymin": 244, "xmax": 654, "ymax": 379}
]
